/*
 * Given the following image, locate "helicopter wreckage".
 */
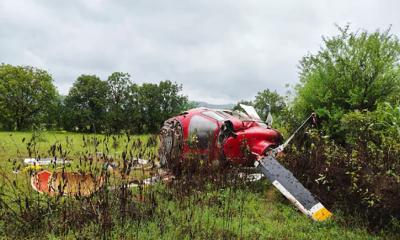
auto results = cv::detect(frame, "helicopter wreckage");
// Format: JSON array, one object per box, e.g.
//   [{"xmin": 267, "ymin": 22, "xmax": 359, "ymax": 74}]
[{"xmin": 28, "ymin": 104, "xmax": 332, "ymax": 221}]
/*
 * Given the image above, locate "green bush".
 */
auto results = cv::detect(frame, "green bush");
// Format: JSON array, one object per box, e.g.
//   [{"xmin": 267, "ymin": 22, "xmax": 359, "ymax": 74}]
[
  {"xmin": 285, "ymin": 25, "xmax": 400, "ymax": 231},
  {"xmin": 341, "ymin": 102, "xmax": 400, "ymax": 145},
  {"xmin": 293, "ymin": 26, "xmax": 400, "ymax": 139},
  {"xmin": 282, "ymin": 103, "xmax": 400, "ymax": 231}
]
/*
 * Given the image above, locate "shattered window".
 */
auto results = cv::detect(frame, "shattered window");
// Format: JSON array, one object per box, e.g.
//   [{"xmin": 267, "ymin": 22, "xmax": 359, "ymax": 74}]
[
  {"xmin": 222, "ymin": 110, "xmax": 253, "ymax": 121},
  {"xmin": 216, "ymin": 111, "xmax": 233, "ymax": 119},
  {"xmin": 189, "ymin": 115, "xmax": 218, "ymax": 149},
  {"xmin": 202, "ymin": 111, "xmax": 226, "ymax": 121}
]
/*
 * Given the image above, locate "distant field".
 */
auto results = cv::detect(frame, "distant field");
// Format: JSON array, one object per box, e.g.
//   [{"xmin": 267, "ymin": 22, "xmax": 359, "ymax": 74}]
[
  {"xmin": 0, "ymin": 131, "xmax": 391, "ymax": 239},
  {"xmin": 0, "ymin": 131, "xmax": 151, "ymax": 160},
  {"xmin": 0, "ymin": 131, "xmax": 152, "ymax": 173}
]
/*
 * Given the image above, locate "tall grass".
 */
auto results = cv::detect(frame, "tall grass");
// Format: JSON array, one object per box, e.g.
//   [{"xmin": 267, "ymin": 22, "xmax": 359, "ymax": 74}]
[{"xmin": 0, "ymin": 131, "xmax": 389, "ymax": 239}]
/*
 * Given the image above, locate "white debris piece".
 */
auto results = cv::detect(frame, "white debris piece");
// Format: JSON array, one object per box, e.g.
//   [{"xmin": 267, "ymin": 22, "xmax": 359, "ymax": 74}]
[
  {"xmin": 137, "ymin": 158, "xmax": 149, "ymax": 165},
  {"xmin": 247, "ymin": 173, "xmax": 264, "ymax": 182},
  {"xmin": 238, "ymin": 172, "xmax": 264, "ymax": 182},
  {"xmin": 143, "ymin": 175, "xmax": 160, "ymax": 185},
  {"xmin": 24, "ymin": 158, "xmax": 71, "ymax": 165}
]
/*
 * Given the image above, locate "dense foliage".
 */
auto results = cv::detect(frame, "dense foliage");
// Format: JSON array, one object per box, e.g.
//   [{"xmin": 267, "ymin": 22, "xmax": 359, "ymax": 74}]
[
  {"xmin": 283, "ymin": 105, "xmax": 400, "ymax": 230},
  {"xmin": 294, "ymin": 26, "xmax": 400, "ymax": 138},
  {"xmin": 63, "ymin": 74, "xmax": 109, "ymax": 132},
  {"xmin": 63, "ymin": 73, "xmax": 189, "ymax": 133},
  {"xmin": 283, "ymin": 26, "xmax": 400, "ymax": 230},
  {"xmin": 0, "ymin": 65, "xmax": 189, "ymax": 133},
  {"xmin": 0, "ymin": 64, "xmax": 58, "ymax": 130}
]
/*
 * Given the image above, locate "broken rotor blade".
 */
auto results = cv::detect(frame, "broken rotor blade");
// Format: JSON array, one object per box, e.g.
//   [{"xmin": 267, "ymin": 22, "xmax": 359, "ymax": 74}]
[
  {"xmin": 255, "ymin": 155, "xmax": 332, "ymax": 221},
  {"xmin": 274, "ymin": 113, "xmax": 316, "ymax": 154}
]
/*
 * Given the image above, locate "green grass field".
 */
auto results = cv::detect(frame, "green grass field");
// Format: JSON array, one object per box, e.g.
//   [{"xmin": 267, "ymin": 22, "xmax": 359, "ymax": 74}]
[{"xmin": 0, "ymin": 131, "xmax": 393, "ymax": 239}]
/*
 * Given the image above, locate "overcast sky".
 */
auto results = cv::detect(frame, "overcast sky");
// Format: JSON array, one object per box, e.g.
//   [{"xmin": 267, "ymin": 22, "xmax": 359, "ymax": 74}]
[{"xmin": 0, "ymin": 1, "xmax": 399, "ymax": 104}]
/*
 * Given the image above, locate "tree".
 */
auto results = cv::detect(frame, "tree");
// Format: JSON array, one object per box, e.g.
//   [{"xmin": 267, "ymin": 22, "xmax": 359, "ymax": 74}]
[
  {"xmin": 63, "ymin": 74, "xmax": 108, "ymax": 132},
  {"xmin": 124, "ymin": 83, "xmax": 141, "ymax": 133},
  {"xmin": 0, "ymin": 64, "xmax": 58, "ymax": 130},
  {"xmin": 254, "ymin": 89, "xmax": 286, "ymax": 120},
  {"xmin": 294, "ymin": 26, "xmax": 400, "ymax": 136},
  {"xmin": 47, "ymin": 94, "xmax": 65, "ymax": 130},
  {"xmin": 138, "ymin": 80, "xmax": 188, "ymax": 133},
  {"xmin": 138, "ymin": 83, "xmax": 161, "ymax": 133},
  {"xmin": 106, "ymin": 72, "xmax": 133, "ymax": 133},
  {"xmin": 158, "ymin": 80, "xmax": 188, "ymax": 122},
  {"xmin": 232, "ymin": 89, "xmax": 286, "ymax": 120}
]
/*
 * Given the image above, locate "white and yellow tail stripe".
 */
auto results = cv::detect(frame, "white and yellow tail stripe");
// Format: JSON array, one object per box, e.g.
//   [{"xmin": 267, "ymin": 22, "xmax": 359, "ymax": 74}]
[
  {"xmin": 272, "ymin": 180, "xmax": 332, "ymax": 221},
  {"xmin": 309, "ymin": 203, "xmax": 332, "ymax": 221}
]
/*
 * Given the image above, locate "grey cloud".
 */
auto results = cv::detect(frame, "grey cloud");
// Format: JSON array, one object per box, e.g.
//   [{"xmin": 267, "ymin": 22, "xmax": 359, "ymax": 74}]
[{"xmin": 1, "ymin": 0, "xmax": 399, "ymax": 104}]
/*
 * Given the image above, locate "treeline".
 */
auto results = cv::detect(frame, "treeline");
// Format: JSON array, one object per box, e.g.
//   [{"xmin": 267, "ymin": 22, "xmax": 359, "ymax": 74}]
[{"xmin": 0, "ymin": 65, "xmax": 191, "ymax": 133}]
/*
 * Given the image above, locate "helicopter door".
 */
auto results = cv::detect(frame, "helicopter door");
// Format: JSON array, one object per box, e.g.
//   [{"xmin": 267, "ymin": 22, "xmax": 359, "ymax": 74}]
[{"xmin": 188, "ymin": 115, "xmax": 218, "ymax": 150}]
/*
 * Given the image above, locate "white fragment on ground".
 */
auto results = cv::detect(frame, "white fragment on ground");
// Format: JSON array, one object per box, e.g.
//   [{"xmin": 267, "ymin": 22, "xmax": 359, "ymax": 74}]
[
  {"xmin": 143, "ymin": 175, "xmax": 161, "ymax": 185},
  {"xmin": 137, "ymin": 158, "xmax": 149, "ymax": 165},
  {"xmin": 238, "ymin": 172, "xmax": 264, "ymax": 182},
  {"xmin": 247, "ymin": 173, "xmax": 264, "ymax": 182},
  {"xmin": 24, "ymin": 158, "xmax": 71, "ymax": 165}
]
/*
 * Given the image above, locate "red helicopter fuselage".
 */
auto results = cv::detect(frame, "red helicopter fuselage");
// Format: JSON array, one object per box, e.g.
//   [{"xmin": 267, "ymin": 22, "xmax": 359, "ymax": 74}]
[{"xmin": 168, "ymin": 107, "xmax": 282, "ymax": 166}]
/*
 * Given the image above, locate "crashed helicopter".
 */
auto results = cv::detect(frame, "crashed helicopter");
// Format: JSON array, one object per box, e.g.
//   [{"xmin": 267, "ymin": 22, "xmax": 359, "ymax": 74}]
[
  {"xmin": 158, "ymin": 104, "xmax": 332, "ymax": 222},
  {"xmin": 30, "ymin": 104, "xmax": 332, "ymax": 221}
]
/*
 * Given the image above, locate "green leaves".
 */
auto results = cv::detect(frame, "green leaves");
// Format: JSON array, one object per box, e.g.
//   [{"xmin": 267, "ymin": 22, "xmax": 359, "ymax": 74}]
[
  {"xmin": 63, "ymin": 73, "xmax": 188, "ymax": 134},
  {"xmin": 254, "ymin": 89, "xmax": 286, "ymax": 118},
  {"xmin": 63, "ymin": 74, "xmax": 109, "ymax": 132},
  {"xmin": 294, "ymin": 26, "xmax": 400, "ymax": 138},
  {"xmin": 233, "ymin": 89, "xmax": 286, "ymax": 121},
  {"xmin": 106, "ymin": 72, "xmax": 133, "ymax": 133},
  {"xmin": 286, "ymin": 26, "xmax": 400, "ymax": 228},
  {"xmin": 138, "ymin": 80, "xmax": 188, "ymax": 133},
  {"xmin": 0, "ymin": 64, "xmax": 58, "ymax": 130}
]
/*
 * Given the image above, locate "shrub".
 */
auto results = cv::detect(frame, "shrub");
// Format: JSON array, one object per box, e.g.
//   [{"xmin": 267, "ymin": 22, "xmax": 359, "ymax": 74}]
[
  {"xmin": 293, "ymin": 26, "xmax": 400, "ymax": 139},
  {"xmin": 282, "ymin": 104, "xmax": 400, "ymax": 231}
]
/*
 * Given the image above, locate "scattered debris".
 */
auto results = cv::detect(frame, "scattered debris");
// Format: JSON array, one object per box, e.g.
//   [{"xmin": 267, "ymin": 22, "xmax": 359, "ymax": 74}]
[
  {"xmin": 31, "ymin": 168, "xmax": 173, "ymax": 196},
  {"xmin": 24, "ymin": 158, "xmax": 71, "ymax": 166},
  {"xmin": 31, "ymin": 170, "xmax": 103, "ymax": 197}
]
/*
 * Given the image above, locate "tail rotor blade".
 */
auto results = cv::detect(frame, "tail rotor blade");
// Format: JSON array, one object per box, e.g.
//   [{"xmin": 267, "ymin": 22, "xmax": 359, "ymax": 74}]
[{"xmin": 255, "ymin": 155, "xmax": 332, "ymax": 221}]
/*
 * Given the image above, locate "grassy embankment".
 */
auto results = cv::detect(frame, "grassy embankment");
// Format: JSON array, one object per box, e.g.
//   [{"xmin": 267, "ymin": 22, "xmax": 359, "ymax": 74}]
[{"xmin": 0, "ymin": 131, "xmax": 392, "ymax": 239}]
